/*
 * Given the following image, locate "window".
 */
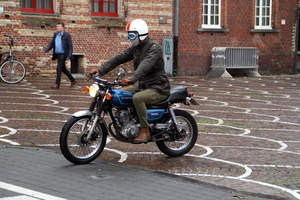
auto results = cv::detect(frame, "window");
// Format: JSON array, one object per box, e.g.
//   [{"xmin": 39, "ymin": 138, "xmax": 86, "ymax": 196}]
[
  {"xmin": 91, "ymin": 0, "xmax": 118, "ymax": 17},
  {"xmin": 202, "ymin": 0, "xmax": 221, "ymax": 28},
  {"xmin": 20, "ymin": 0, "xmax": 54, "ymax": 14},
  {"xmin": 255, "ymin": 0, "xmax": 272, "ymax": 29}
]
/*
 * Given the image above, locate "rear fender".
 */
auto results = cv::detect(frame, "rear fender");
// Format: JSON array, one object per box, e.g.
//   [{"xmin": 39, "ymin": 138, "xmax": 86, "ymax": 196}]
[{"xmin": 190, "ymin": 97, "xmax": 200, "ymax": 105}]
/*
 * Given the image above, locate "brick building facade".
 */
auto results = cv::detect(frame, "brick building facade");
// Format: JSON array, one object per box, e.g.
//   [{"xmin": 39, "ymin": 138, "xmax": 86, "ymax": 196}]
[
  {"xmin": 176, "ymin": 0, "xmax": 300, "ymax": 76},
  {"xmin": 0, "ymin": 0, "xmax": 173, "ymax": 77},
  {"xmin": 0, "ymin": 0, "xmax": 299, "ymax": 77}
]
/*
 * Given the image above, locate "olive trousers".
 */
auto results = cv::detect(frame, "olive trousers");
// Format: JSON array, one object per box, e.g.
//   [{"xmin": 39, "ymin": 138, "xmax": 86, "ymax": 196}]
[{"xmin": 122, "ymin": 86, "xmax": 168, "ymax": 128}]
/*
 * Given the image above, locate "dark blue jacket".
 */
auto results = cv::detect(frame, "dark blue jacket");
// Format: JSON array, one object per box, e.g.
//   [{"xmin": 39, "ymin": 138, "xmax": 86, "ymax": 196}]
[{"xmin": 45, "ymin": 31, "xmax": 73, "ymax": 60}]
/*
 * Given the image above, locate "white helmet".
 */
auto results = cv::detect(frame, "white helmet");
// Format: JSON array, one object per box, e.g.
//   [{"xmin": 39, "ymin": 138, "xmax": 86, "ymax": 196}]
[{"xmin": 126, "ymin": 19, "xmax": 148, "ymax": 41}]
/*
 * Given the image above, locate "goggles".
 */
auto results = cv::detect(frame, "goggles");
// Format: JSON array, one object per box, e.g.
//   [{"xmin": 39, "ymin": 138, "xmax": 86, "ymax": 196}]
[{"xmin": 127, "ymin": 32, "xmax": 137, "ymax": 40}]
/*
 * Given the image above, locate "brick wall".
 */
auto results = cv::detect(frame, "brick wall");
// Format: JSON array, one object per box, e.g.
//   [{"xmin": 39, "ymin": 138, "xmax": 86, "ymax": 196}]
[
  {"xmin": 177, "ymin": 0, "xmax": 300, "ymax": 76},
  {"xmin": 1, "ymin": 0, "xmax": 298, "ymax": 77},
  {"xmin": 0, "ymin": 0, "xmax": 173, "ymax": 77}
]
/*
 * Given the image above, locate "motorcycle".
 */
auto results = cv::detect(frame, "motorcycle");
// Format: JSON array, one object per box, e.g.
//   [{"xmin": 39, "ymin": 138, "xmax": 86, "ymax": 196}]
[{"xmin": 60, "ymin": 68, "xmax": 200, "ymax": 164}]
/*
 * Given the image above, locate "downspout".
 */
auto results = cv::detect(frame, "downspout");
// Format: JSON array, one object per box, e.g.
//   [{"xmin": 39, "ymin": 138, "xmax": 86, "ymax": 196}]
[
  {"xmin": 173, "ymin": 0, "xmax": 179, "ymax": 76},
  {"xmin": 295, "ymin": 7, "xmax": 300, "ymax": 74}
]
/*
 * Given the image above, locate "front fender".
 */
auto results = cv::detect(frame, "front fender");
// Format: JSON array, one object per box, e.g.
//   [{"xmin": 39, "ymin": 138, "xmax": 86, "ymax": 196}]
[
  {"xmin": 72, "ymin": 110, "xmax": 106, "ymax": 124},
  {"xmin": 72, "ymin": 110, "xmax": 108, "ymax": 135},
  {"xmin": 73, "ymin": 110, "xmax": 95, "ymax": 117}
]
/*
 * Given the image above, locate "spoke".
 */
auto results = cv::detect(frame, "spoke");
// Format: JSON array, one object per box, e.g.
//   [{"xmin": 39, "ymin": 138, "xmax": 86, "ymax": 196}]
[
  {"xmin": 164, "ymin": 116, "xmax": 193, "ymax": 150},
  {"xmin": 67, "ymin": 118, "xmax": 102, "ymax": 159},
  {"xmin": 0, "ymin": 61, "xmax": 25, "ymax": 83}
]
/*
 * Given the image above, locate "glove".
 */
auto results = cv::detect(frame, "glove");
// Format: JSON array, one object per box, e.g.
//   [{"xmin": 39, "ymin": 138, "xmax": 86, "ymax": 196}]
[
  {"xmin": 89, "ymin": 68, "xmax": 100, "ymax": 76},
  {"xmin": 120, "ymin": 79, "xmax": 133, "ymax": 86}
]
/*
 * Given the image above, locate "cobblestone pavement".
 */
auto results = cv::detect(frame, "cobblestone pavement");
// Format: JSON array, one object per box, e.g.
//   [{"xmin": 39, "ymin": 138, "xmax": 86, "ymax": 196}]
[{"xmin": 0, "ymin": 74, "xmax": 299, "ymax": 199}]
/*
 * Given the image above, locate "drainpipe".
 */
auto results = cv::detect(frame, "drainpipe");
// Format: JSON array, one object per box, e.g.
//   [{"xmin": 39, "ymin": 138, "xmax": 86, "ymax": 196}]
[
  {"xmin": 295, "ymin": 7, "xmax": 300, "ymax": 74},
  {"xmin": 173, "ymin": 0, "xmax": 179, "ymax": 76}
]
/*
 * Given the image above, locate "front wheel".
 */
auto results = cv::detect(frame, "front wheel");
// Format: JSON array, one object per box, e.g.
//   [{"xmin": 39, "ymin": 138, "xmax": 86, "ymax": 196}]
[
  {"xmin": 0, "ymin": 60, "xmax": 26, "ymax": 84},
  {"xmin": 156, "ymin": 109, "xmax": 198, "ymax": 157},
  {"xmin": 60, "ymin": 116, "xmax": 107, "ymax": 164}
]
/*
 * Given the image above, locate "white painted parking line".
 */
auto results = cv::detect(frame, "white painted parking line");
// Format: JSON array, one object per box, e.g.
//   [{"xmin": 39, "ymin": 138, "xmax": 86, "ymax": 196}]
[
  {"xmin": 0, "ymin": 182, "xmax": 66, "ymax": 200},
  {"xmin": 1, "ymin": 195, "xmax": 39, "ymax": 199}
]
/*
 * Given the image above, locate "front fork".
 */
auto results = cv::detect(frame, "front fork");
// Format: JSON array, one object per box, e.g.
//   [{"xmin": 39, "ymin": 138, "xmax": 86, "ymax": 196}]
[
  {"xmin": 168, "ymin": 107, "xmax": 180, "ymax": 133},
  {"xmin": 85, "ymin": 93, "xmax": 107, "ymax": 141},
  {"xmin": 85, "ymin": 115, "xmax": 100, "ymax": 140}
]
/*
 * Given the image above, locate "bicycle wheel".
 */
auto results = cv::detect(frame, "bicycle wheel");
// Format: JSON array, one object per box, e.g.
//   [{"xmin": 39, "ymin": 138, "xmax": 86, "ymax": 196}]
[{"xmin": 0, "ymin": 60, "xmax": 26, "ymax": 84}]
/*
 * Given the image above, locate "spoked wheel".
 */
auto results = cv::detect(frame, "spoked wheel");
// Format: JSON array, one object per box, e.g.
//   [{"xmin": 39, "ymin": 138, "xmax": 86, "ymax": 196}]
[
  {"xmin": 60, "ymin": 116, "xmax": 107, "ymax": 164},
  {"xmin": 0, "ymin": 60, "xmax": 26, "ymax": 84},
  {"xmin": 156, "ymin": 110, "xmax": 198, "ymax": 156}
]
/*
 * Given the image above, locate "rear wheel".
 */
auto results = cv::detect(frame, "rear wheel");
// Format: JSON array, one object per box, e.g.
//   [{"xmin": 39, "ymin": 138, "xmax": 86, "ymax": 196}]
[
  {"xmin": 0, "ymin": 60, "xmax": 26, "ymax": 84},
  {"xmin": 60, "ymin": 116, "xmax": 107, "ymax": 164},
  {"xmin": 156, "ymin": 110, "xmax": 198, "ymax": 156}
]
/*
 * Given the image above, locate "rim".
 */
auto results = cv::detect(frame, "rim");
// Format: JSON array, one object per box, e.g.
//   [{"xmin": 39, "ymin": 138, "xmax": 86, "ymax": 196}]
[
  {"xmin": 163, "ymin": 116, "xmax": 193, "ymax": 150},
  {"xmin": 0, "ymin": 61, "xmax": 25, "ymax": 83},
  {"xmin": 67, "ymin": 118, "xmax": 103, "ymax": 159}
]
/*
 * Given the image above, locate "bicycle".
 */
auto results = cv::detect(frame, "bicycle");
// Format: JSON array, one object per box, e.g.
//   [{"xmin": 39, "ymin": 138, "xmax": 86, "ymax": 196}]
[{"xmin": 0, "ymin": 35, "xmax": 26, "ymax": 84}]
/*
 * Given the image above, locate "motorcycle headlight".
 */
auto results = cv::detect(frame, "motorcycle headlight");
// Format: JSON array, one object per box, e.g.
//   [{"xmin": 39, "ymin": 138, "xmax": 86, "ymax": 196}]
[{"xmin": 88, "ymin": 84, "xmax": 99, "ymax": 97}]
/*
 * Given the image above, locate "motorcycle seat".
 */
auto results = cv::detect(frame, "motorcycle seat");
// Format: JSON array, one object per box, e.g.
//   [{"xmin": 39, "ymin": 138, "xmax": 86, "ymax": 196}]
[
  {"xmin": 147, "ymin": 100, "xmax": 169, "ymax": 109},
  {"xmin": 146, "ymin": 86, "xmax": 188, "ymax": 109}
]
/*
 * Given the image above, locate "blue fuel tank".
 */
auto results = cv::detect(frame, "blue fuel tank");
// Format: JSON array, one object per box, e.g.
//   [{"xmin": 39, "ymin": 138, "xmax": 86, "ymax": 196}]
[
  {"xmin": 111, "ymin": 88, "xmax": 134, "ymax": 108},
  {"xmin": 110, "ymin": 88, "xmax": 165, "ymax": 122}
]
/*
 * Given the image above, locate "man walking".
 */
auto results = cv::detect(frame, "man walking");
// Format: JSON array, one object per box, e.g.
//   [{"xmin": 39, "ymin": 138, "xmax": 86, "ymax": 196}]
[{"xmin": 45, "ymin": 22, "xmax": 76, "ymax": 89}]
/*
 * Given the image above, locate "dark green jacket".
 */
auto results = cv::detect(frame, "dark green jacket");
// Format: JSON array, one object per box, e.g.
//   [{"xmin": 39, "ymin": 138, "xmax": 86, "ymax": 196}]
[{"xmin": 99, "ymin": 37, "xmax": 170, "ymax": 95}]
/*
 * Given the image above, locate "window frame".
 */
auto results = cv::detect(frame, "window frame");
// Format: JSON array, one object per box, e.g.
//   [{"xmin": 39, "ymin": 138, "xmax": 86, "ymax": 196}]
[
  {"xmin": 91, "ymin": 0, "xmax": 119, "ymax": 17},
  {"xmin": 202, "ymin": 0, "xmax": 221, "ymax": 29},
  {"xmin": 20, "ymin": 0, "xmax": 54, "ymax": 14},
  {"xmin": 255, "ymin": 0, "xmax": 273, "ymax": 29}
]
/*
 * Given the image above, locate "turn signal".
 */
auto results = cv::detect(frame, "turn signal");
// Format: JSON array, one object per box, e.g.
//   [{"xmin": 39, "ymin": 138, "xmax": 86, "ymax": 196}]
[
  {"xmin": 106, "ymin": 93, "xmax": 112, "ymax": 100},
  {"xmin": 83, "ymin": 86, "xmax": 89, "ymax": 93}
]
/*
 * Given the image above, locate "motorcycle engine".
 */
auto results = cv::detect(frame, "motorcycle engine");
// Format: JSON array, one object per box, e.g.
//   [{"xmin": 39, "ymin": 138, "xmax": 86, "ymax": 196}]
[{"xmin": 115, "ymin": 109, "xmax": 139, "ymax": 139}]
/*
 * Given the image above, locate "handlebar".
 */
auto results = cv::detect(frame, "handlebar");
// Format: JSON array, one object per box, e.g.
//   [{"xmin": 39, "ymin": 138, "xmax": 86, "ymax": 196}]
[
  {"xmin": 4, "ymin": 35, "xmax": 12, "ymax": 39},
  {"xmin": 88, "ymin": 73, "xmax": 122, "ymax": 87},
  {"xmin": 3, "ymin": 35, "xmax": 14, "ymax": 47},
  {"xmin": 88, "ymin": 68, "xmax": 128, "ymax": 87},
  {"xmin": 87, "ymin": 73, "xmax": 101, "ymax": 81}
]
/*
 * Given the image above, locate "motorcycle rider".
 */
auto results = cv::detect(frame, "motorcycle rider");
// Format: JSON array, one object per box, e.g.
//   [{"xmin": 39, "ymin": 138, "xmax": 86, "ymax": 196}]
[{"xmin": 90, "ymin": 19, "xmax": 170, "ymax": 143}]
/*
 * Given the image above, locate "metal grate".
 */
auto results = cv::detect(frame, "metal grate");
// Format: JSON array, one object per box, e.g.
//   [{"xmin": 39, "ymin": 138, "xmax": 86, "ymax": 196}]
[
  {"xmin": 206, "ymin": 47, "xmax": 261, "ymax": 78},
  {"xmin": 211, "ymin": 47, "xmax": 259, "ymax": 69}
]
